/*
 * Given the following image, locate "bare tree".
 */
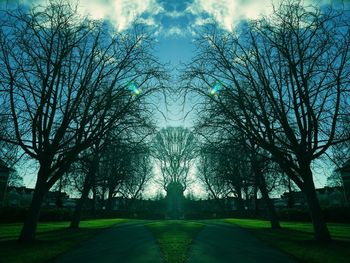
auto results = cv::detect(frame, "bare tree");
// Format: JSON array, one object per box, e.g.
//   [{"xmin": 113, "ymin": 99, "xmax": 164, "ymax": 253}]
[
  {"xmin": 151, "ymin": 127, "xmax": 198, "ymax": 219},
  {"xmin": 69, "ymin": 143, "xmax": 102, "ymax": 228},
  {"xmin": 185, "ymin": 0, "xmax": 350, "ymax": 241},
  {"xmin": 101, "ymin": 140, "xmax": 154, "ymax": 212},
  {"xmin": 68, "ymin": 122, "xmax": 155, "ymax": 227},
  {"xmin": 152, "ymin": 127, "xmax": 198, "ymax": 191},
  {"xmin": 101, "ymin": 140, "xmax": 131, "ymax": 212},
  {"xmin": 197, "ymin": 151, "xmax": 232, "ymax": 207},
  {"xmin": 120, "ymin": 152, "xmax": 153, "ymax": 206},
  {"xmin": 0, "ymin": 1, "xmax": 164, "ymax": 241},
  {"xmin": 197, "ymin": 124, "xmax": 281, "ymax": 228}
]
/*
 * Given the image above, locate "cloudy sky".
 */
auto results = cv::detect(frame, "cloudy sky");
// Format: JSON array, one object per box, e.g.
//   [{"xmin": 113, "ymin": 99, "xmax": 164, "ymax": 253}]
[
  {"xmin": 2, "ymin": 0, "xmax": 349, "ymax": 190},
  {"xmin": 73, "ymin": 0, "xmax": 348, "ymax": 127},
  {"xmin": 55, "ymin": 0, "xmax": 349, "ymax": 65},
  {"xmin": 2, "ymin": 0, "xmax": 349, "ymax": 127}
]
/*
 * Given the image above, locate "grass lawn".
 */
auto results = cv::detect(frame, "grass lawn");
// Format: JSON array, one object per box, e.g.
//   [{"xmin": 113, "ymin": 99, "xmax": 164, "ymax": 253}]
[
  {"xmin": 146, "ymin": 220, "xmax": 205, "ymax": 263},
  {"xmin": 224, "ymin": 218, "xmax": 350, "ymax": 263},
  {"xmin": 0, "ymin": 218, "xmax": 129, "ymax": 263}
]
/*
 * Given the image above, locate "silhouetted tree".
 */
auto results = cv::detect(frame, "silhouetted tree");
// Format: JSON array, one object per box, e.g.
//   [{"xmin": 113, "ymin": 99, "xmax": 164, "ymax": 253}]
[
  {"xmin": 69, "ymin": 143, "xmax": 102, "ymax": 229},
  {"xmin": 0, "ymin": 1, "xmax": 164, "ymax": 241},
  {"xmin": 197, "ymin": 125, "xmax": 281, "ymax": 228},
  {"xmin": 152, "ymin": 127, "xmax": 198, "ymax": 218},
  {"xmin": 121, "ymin": 153, "xmax": 153, "ymax": 202},
  {"xmin": 185, "ymin": 0, "xmax": 350, "ymax": 241},
  {"xmin": 152, "ymin": 127, "xmax": 198, "ymax": 191},
  {"xmin": 197, "ymin": 150, "xmax": 232, "ymax": 209}
]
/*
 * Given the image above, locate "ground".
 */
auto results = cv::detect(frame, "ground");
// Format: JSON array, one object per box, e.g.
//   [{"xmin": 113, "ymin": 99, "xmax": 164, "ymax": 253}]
[{"xmin": 0, "ymin": 219, "xmax": 349, "ymax": 263}]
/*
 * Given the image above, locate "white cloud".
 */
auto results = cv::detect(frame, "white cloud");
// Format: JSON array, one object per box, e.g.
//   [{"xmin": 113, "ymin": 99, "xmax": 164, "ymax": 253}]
[
  {"xmin": 164, "ymin": 26, "xmax": 186, "ymax": 37},
  {"xmin": 186, "ymin": 0, "xmax": 342, "ymax": 31},
  {"xmin": 165, "ymin": 10, "xmax": 185, "ymax": 18},
  {"xmin": 20, "ymin": 0, "xmax": 163, "ymax": 32},
  {"xmin": 81, "ymin": 0, "xmax": 163, "ymax": 31},
  {"xmin": 187, "ymin": 0, "xmax": 273, "ymax": 31}
]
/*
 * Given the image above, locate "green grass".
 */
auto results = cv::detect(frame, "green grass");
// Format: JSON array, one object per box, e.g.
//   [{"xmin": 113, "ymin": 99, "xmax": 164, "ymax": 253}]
[
  {"xmin": 224, "ymin": 218, "xmax": 350, "ymax": 263},
  {"xmin": 146, "ymin": 220, "xmax": 205, "ymax": 263},
  {"xmin": 0, "ymin": 218, "xmax": 129, "ymax": 263}
]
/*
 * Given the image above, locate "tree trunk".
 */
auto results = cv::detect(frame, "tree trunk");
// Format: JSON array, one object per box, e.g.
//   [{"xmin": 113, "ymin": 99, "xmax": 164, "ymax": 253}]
[
  {"xmin": 19, "ymin": 175, "xmax": 47, "ymax": 242},
  {"xmin": 70, "ymin": 154, "xmax": 99, "ymax": 228},
  {"xmin": 235, "ymin": 187, "xmax": 244, "ymax": 212},
  {"xmin": 91, "ymin": 184, "xmax": 96, "ymax": 217},
  {"xmin": 106, "ymin": 189, "xmax": 114, "ymax": 212},
  {"xmin": 56, "ymin": 177, "xmax": 63, "ymax": 208},
  {"xmin": 253, "ymin": 183, "xmax": 259, "ymax": 216},
  {"xmin": 244, "ymin": 187, "xmax": 250, "ymax": 210},
  {"xmin": 101, "ymin": 185, "xmax": 106, "ymax": 210},
  {"xmin": 287, "ymin": 177, "xmax": 294, "ymax": 208},
  {"xmin": 302, "ymin": 168, "xmax": 331, "ymax": 242},
  {"xmin": 70, "ymin": 174, "xmax": 92, "ymax": 229},
  {"xmin": 257, "ymin": 172, "xmax": 281, "ymax": 229}
]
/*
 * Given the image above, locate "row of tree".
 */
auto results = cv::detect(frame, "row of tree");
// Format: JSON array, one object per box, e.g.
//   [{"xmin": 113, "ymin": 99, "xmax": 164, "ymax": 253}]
[
  {"xmin": 185, "ymin": 0, "xmax": 350, "ymax": 242},
  {"xmin": 66, "ymin": 128, "xmax": 154, "ymax": 229},
  {"xmin": 1, "ymin": 0, "xmax": 349, "ymax": 245},
  {"xmin": 0, "ymin": 1, "xmax": 165, "ymax": 242}
]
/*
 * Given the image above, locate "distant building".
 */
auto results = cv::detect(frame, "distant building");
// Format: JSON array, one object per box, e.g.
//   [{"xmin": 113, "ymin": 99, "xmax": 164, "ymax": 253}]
[
  {"xmin": 272, "ymin": 198, "xmax": 289, "ymax": 209},
  {"xmin": 224, "ymin": 197, "xmax": 239, "ymax": 211},
  {"xmin": 110, "ymin": 196, "xmax": 128, "ymax": 211},
  {"xmin": 4, "ymin": 186, "xmax": 34, "ymax": 207},
  {"xmin": 280, "ymin": 191, "xmax": 306, "ymax": 208},
  {"xmin": 43, "ymin": 190, "xmax": 71, "ymax": 208},
  {"xmin": 316, "ymin": 186, "xmax": 346, "ymax": 207},
  {"xmin": 279, "ymin": 186, "xmax": 346, "ymax": 209},
  {"xmin": 4, "ymin": 186, "xmax": 75, "ymax": 208},
  {"xmin": 337, "ymin": 160, "xmax": 350, "ymax": 205}
]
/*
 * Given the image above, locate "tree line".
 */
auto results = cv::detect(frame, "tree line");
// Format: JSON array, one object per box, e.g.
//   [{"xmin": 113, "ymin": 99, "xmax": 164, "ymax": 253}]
[
  {"xmin": 184, "ymin": 0, "xmax": 350, "ymax": 242},
  {"xmin": 1, "ymin": 0, "xmax": 349, "ymax": 245},
  {"xmin": 0, "ymin": 1, "xmax": 166, "ymax": 242}
]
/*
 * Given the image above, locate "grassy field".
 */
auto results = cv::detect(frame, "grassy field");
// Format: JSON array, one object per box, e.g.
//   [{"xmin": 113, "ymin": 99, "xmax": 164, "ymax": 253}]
[
  {"xmin": 0, "ymin": 219, "xmax": 129, "ymax": 263},
  {"xmin": 224, "ymin": 219, "xmax": 350, "ymax": 263},
  {"xmin": 146, "ymin": 221, "xmax": 205, "ymax": 263}
]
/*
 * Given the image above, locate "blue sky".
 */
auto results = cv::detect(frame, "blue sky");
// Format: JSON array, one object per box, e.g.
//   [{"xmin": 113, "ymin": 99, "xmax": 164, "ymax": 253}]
[
  {"xmin": 2, "ymin": 1, "xmax": 349, "ymax": 70},
  {"xmin": 2, "ymin": 0, "xmax": 349, "ymax": 127},
  {"xmin": 2, "ymin": 0, "xmax": 349, "ymax": 191},
  {"xmin": 73, "ymin": 0, "xmax": 349, "ymax": 192}
]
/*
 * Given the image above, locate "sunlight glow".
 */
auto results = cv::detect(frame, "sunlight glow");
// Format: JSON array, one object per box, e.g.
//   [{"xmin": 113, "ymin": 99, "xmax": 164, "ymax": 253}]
[
  {"xmin": 128, "ymin": 82, "xmax": 141, "ymax": 96},
  {"xmin": 210, "ymin": 81, "xmax": 222, "ymax": 96}
]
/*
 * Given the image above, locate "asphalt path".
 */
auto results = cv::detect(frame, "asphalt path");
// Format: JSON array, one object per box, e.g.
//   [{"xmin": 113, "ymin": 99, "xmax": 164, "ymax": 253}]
[
  {"xmin": 54, "ymin": 222, "xmax": 162, "ymax": 263},
  {"xmin": 187, "ymin": 223, "xmax": 298, "ymax": 263},
  {"xmin": 54, "ymin": 221, "xmax": 298, "ymax": 263}
]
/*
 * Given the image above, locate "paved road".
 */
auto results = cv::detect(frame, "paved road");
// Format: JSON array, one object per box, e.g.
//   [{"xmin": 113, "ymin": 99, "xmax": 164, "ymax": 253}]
[
  {"xmin": 187, "ymin": 223, "xmax": 298, "ymax": 263},
  {"xmin": 54, "ymin": 221, "xmax": 298, "ymax": 263},
  {"xmin": 54, "ymin": 223, "xmax": 162, "ymax": 263}
]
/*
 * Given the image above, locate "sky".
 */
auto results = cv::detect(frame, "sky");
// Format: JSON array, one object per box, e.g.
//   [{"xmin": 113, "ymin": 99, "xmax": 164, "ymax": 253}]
[
  {"xmin": 1, "ymin": 0, "xmax": 349, "ymax": 127},
  {"xmin": 2, "ymin": 0, "xmax": 349, "ymax": 194},
  {"xmin": 74, "ymin": 0, "xmax": 350, "ymax": 127}
]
